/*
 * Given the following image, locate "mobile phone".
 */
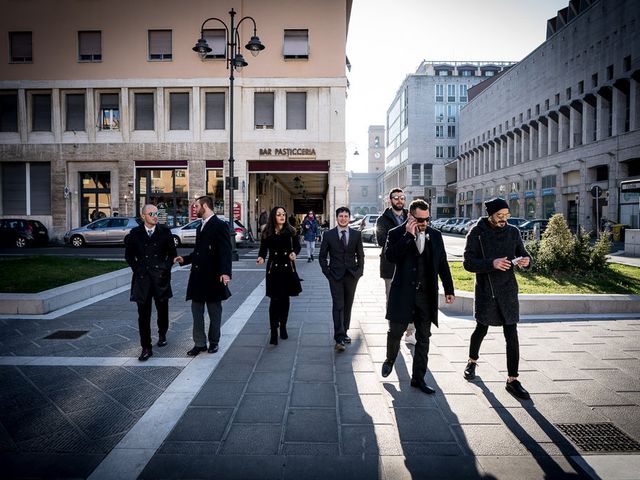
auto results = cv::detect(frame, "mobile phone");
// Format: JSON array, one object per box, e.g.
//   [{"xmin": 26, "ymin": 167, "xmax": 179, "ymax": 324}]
[{"xmin": 511, "ymin": 256, "xmax": 523, "ymax": 265}]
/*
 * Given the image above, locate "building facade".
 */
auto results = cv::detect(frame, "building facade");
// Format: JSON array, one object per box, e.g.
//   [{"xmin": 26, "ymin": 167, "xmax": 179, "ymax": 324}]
[
  {"xmin": 383, "ymin": 60, "xmax": 515, "ymax": 218},
  {"xmin": 0, "ymin": 0, "xmax": 352, "ymax": 240},
  {"xmin": 456, "ymin": 0, "xmax": 640, "ymax": 231}
]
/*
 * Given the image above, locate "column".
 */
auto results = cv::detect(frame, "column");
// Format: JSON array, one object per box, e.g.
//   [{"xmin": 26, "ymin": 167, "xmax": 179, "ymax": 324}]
[
  {"xmin": 538, "ymin": 120, "xmax": 548, "ymax": 157},
  {"xmin": 506, "ymin": 135, "xmax": 513, "ymax": 167},
  {"xmin": 192, "ymin": 86, "xmax": 201, "ymax": 141},
  {"xmin": 596, "ymin": 92, "xmax": 610, "ymax": 140},
  {"xmin": 548, "ymin": 115, "xmax": 558, "ymax": 155},
  {"xmin": 121, "ymin": 87, "xmax": 129, "ymax": 143},
  {"xmin": 611, "ymin": 85, "xmax": 626, "ymax": 136},
  {"xmin": 521, "ymin": 129, "xmax": 529, "ymax": 162},
  {"xmin": 582, "ymin": 100, "xmax": 595, "ymax": 144},
  {"xmin": 529, "ymin": 123, "xmax": 539, "ymax": 160},
  {"xmin": 18, "ymin": 89, "xmax": 27, "ymax": 143},
  {"xmin": 52, "ymin": 88, "xmax": 62, "ymax": 143},
  {"xmin": 631, "ymin": 78, "xmax": 640, "ymax": 132},
  {"xmin": 569, "ymin": 102, "xmax": 582, "ymax": 148},
  {"xmin": 558, "ymin": 110, "xmax": 569, "ymax": 152},
  {"xmin": 86, "ymin": 88, "xmax": 96, "ymax": 143},
  {"xmin": 156, "ymin": 88, "xmax": 165, "ymax": 142}
]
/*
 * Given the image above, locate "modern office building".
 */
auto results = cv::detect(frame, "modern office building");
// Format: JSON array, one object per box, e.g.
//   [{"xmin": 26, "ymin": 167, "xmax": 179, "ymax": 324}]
[
  {"xmin": 0, "ymin": 0, "xmax": 352, "ymax": 240},
  {"xmin": 383, "ymin": 60, "xmax": 515, "ymax": 218},
  {"xmin": 456, "ymin": 0, "xmax": 640, "ymax": 230}
]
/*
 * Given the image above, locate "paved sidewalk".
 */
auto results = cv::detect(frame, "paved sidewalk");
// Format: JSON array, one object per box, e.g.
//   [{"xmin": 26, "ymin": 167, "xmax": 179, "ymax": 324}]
[{"xmin": 1, "ymin": 248, "xmax": 640, "ymax": 479}]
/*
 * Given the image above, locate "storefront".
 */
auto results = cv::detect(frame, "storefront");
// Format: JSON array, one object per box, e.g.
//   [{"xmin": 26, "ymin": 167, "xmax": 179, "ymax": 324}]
[
  {"xmin": 79, "ymin": 172, "xmax": 111, "ymax": 225},
  {"xmin": 205, "ymin": 161, "xmax": 225, "ymax": 215},
  {"xmin": 542, "ymin": 188, "xmax": 556, "ymax": 219},
  {"xmin": 524, "ymin": 191, "xmax": 536, "ymax": 219},
  {"xmin": 135, "ymin": 161, "xmax": 189, "ymax": 227},
  {"xmin": 509, "ymin": 193, "xmax": 519, "ymax": 217}
]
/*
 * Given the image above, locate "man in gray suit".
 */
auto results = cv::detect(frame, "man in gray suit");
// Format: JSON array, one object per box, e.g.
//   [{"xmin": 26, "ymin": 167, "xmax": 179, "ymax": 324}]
[{"xmin": 319, "ymin": 206, "xmax": 365, "ymax": 351}]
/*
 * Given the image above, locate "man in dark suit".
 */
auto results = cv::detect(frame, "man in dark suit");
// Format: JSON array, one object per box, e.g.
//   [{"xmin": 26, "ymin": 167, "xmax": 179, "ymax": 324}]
[
  {"xmin": 125, "ymin": 204, "xmax": 178, "ymax": 361},
  {"xmin": 175, "ymin": 196, "xmax": 232, "ymax": 356},
  {"xmin": 319, "ymin": 206, "xmax": 365, "ymax": 351},
  {"xmin": 381, "ymin": 199, "xmax": 455, "ymax": 394}
]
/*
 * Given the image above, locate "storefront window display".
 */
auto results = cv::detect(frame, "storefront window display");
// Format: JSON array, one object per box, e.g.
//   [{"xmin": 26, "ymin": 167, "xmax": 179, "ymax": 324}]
[
  {"xmin": 137, "ymin": 168, "xmax": 189, "ymax": 227},
  {"xmin": 80, "ymin": 172, "xmax": 111, "ymax": 225}
]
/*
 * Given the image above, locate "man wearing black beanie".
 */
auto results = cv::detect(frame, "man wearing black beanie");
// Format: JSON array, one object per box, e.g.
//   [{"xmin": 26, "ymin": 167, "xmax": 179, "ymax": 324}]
[{"xmin": 462, "ymin": 197, "xmax": 532, "ymax": 400}]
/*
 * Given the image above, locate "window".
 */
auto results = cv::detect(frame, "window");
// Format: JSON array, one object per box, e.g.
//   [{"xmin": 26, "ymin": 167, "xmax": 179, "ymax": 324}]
[
  {"xmin": 134, "ymin": 93, "xmax": 154, "ymax": 130},
  {"xmin": 578, "ymin": 80, "xmax": 584, "ymax": 94},
  {"xmin": 525, "ymin": 178, "xmax": 536, "ymax": 191},
  {"xmin": 624, "ymin": 55, "xmax": 631, "ymax": 72},
  {"xmin": 286, "ymin": 92, "xmax": 306, "ymax": 129},
  {"xmin": 544, "ymin": 99, "xmax": 549, "ymax": 110},
  {"xmin": 435, "ymin": 125, "xmax": 444, "ymax": 138},
  {"xmin": 205, "ymin": 92, "xmax": 225, "ymax": 130},
  {"xmin": 484, "ymin": 70, "xmax": 495, "ymax": 77},
  {"xmin": 0, "ymin": 91, "xmax": 18, "ymax": 132},
  {"xmin": 206, "ymin": 169, "xmax": 224, "ymax": 213},
  {"xmin": 202, "ymin": 29, "xmax": 225, "ymax": 59},
  {"xmin": 254, "ymin": 92, "xmax": 274, "ymax": 129},
  {"xmin": 31, "ymin": 93, "xmax": 52, "ymax": 132},
  {"xmin": 459, "ymin": 84, "xmax": 468, "ymax": 102},
  {"xmin": 423, "ymin": 164, "xmax": 433, "ymax": 185},
  {"xmin": 1, "ymin": 162, "xmax": 51, "ymax": 215},
  {"xmin": 9, "ymin": 32, "xmax": 32, "ymax": 63},
  {"xmin": 361, "ymin": 186, "xmax": 368, "ymax": 197},
  {"xmin": 435, "ymin": 104, "xmax": 445, "ymax": 122},
  {"xmin": 100, "ymin": 93, "xmax": 120, "ymax": 130},
  {"xmin": 412, "ymin": 164, "xmax": 421, "ymax": 186},
  {"xmin": 555, "ymin": 93, "xmax": 560, "ymax": 105},
  {"xmin": 78, "ymin": 31, "xmax": 101, "ymax": 61},
  {"xmin": 447, "ymin": 125, "xmax": 455, "ymax": 138},
  {"xmin": 65, "ymin": 93, "xmax": 85, "ymax": 131},
  {"xmin": 460, "ymin": 69, "xmax": 473, "ymax": 77},
  {"xmin": 374, "ymin": 136, "xmax": 380, "ymax": 147},
  {"xmin": 527, "ymin": 108, "xmax": 531, "ymax": 119},
  {"xmin": 435, "ymin": 84, "xmax": 444, "ymax": 102},
  {"xmin": 436, "ymin": 70, "xmax": 448, "ymax": 76},
  {"xmin": 447, "ymin": 104, "xmax": 456, "ymax": 123},
  {"xmin": 566, "ymin": 87, "xmax": 571, "ymax": 100},
  {"xmin": 148, "ymin": 30, "xmax": 172, "ymax": 60},
  {"xmin": 606, "ymin": 64, "xmax": 613, "ymax": 80},
  {"xmin": 592, "ymin": 73, "xmax": 598, "ymax": 88},
  {"xmin": 435, "ymin": 146, "xmax": 444, "ymax": 158},
  {"xmin": 447, "ymin": 84, "xmax": 456, "ymax": 102},
  {"xmin": 283, "ymin": 29, "xmax": 309, "ymax": 59},
  {"xmin": 447, "ymin": 146, "xmax": 456, "ymax": 158},
  {"xmin": 542, "ymin": 174, "xmax": 556, "ymax": 189},
  {"xmin": 595, "ymin": 165, "xmax": 609, "ymax": 181},
  {"xmin": 169, "ymin": 92, "xmax": 189, "ymax": 130},
  {"xmin": 535, "ymin": 104, "xmax": 540, "ymax": 115}
]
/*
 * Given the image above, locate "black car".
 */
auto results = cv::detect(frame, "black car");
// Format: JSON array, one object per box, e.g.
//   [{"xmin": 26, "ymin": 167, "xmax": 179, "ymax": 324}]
[{"xmin": 0, "ymin": 219, "xmax": 49, "ymax": 248}]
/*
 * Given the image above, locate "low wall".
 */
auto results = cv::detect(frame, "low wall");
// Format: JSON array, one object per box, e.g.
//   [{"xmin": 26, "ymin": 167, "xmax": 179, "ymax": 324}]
[
  {"xmin": 625, "ymin": 229, "xmax": 640, "ymax": 257},
  {"xmin": 0, "ymin": 268, "xmax": 131, "ymax": 315}
]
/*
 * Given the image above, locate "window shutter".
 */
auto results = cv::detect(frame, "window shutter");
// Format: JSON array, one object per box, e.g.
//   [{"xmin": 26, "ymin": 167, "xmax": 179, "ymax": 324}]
[
  {"xmin": 286, "ymin": 92, "xmax": 306, "ymax": 129},
  {"xmin": 10, "ymin": 32, "xmax": 32, "ymax": 62},
  {"xmin": 30, "ymin": 163, "xmax": 51, "ymax": 215},
  {"xmin": 170, "ymin": 92, "xmax": 189, "ymax": 130},
  {"xmin": 78, "ymin": 31, "xmax": 101, "ymax": 60},
  {"xmin": 0, "ymin": 92, "xmax": 19, "ymax": 132},
  {"xmin": 100, "ymin": 93, "xmax": 119, "ymax": 109},
  {"xmin": 149, "ymin": 30, "xmax": 172, "ymax": 59},
  {"xmin": 32, "ymin": 93, "xmax": 52, "ymax": 131},
  {"xmin": 254, "ymin": 92, "xmax": 274, "ymax": 128},
  {"xmin": 1, "ymin": 163, "xmax": 26, "ymax": 214},
  {"xmin": 66, "ymin": 94, "xmax": 85, "ymax": 131},
  {"xmin": 205, "ymin": 92, "xmax": 225, "ymax": 129},
  {"xmin": 203, "ymin": 29, "xmax": 226, "ymax": 58},
  {"xmin": 135, "ymin": 93, "xmax": 154, "ymax": 130},
  {"xmin": 283, "ymin": 30, "xmax": 308, "ymax": 58}
]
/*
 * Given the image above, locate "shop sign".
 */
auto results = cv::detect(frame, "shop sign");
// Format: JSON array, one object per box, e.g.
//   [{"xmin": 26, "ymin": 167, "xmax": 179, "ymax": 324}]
[
  {"xmin": 233, "ymin": 202, "xmax": 241, "ymax": 220},
  {"xmin": 259, "ymin": 147, "xmax": 316, "ymax": 158},
  {"xmin": 509, "ymin": 193, "xmax": 519, "ymax": 200},
  {"xmin": 541, "ymin": 188, "xmax": 555, "ymax": 197},
  {"xmin": 524, "ymin": 191, "xmax": 535, "ymax": 198}
]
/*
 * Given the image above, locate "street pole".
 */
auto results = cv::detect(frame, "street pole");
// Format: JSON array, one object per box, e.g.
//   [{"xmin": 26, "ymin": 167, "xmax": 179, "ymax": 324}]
[{"xmin": 228, "ymin": 9, "xmax": 238, "ymax": 261}]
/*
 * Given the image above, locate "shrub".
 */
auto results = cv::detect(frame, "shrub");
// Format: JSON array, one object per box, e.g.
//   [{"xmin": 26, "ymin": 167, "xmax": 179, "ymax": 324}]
[
  {"xmin": 590, "ymin": 231, "xmax": 611, "ymax": 270},
  {"xmin": 537, "ymin": 214, "xmax": 575, "ymax": 272}
]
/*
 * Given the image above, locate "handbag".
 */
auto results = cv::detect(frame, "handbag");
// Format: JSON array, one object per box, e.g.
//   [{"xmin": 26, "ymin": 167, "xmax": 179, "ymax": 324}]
[{"xmin": 288, "ymin": 236, "xmax": 303, "ymax": 296}]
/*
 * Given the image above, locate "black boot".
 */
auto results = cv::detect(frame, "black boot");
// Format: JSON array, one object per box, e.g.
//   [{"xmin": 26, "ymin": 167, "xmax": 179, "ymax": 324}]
[
  {"xmin": 269, "ymin": 318, "xmax": 278, "ymax": 345},
  {"xmin": 280, "ymin": 319, "xmax": 288, "ymax": 340}
]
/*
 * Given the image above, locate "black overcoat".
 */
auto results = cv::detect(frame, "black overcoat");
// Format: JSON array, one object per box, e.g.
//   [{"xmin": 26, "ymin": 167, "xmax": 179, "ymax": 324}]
[
  {"xmin": 258, "ymin": 229, "xmax": 302, "ymax": 298},
  {"xmin": 125, "ymin": 224, "xmax": 177, "ymax": 303},
  {"xmin": 182, "ymin": 215, "xmax": 232, "ymax": 302},
  {"xmin": 318, "ymin": 227, "xmax": 365, "ymax": 280},
  {"xmin": 385, "ymin": 224, "xmax": 454, "ymax": 326},
  {"xmin": 463, "ymin": 218, "xmax": 531, "ymax": 326},
  {"xmin": 375, "ymin": 207, "xmax": 408, "ymax": 279}
]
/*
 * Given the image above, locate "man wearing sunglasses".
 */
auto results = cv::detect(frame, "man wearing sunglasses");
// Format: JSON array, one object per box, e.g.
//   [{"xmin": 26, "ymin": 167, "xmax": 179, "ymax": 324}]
[
  {"xmin": 462, "ymin": 197, "xmax": 532, "ymax": 400},
  {"xmin": 125, "ymin": 204, "xmax": 178, "ymax": 361},
  {"xmin": 381, "ymin": 199, "xmax": 455, "ymax": 394}
]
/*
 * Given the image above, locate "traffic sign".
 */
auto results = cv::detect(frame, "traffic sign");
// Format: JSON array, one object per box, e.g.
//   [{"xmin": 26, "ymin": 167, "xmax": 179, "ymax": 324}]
[{"xmin": 590, "ymin": 185, "xmax": 603, "ymax": 198}]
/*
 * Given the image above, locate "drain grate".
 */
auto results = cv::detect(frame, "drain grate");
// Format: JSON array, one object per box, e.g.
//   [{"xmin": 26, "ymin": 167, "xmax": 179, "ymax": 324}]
[
  {"xmin": 43, "ymin": 330, "xmax": 89, "ymax": 340},
  {"xmin": 556, "ymin": 423, "xmax": 640, "ymax": 452}
]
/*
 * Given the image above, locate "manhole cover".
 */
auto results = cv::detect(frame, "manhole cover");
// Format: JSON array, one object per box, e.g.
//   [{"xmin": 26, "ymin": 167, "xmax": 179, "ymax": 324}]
[
  {"xmin": 556, "ymin": 423, "xmax": 640, "ymax": 452},
  {"xmin": 43, "ymin": 330, "xmax": 89, "ymax": 340}
]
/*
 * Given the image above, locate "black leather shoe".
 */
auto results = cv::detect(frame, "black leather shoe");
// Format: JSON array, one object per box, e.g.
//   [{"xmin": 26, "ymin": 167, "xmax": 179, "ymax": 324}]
[
  {"xmin": 157, "ymin": 336, "xmax": 167, "ymax": 347},
  {"xmin": 335, "ymin": 340, "xmax": 346, "ymax": 352},
  {"xmin": 208, "ymin": 343, "xmax": 219, "ymax": 354},
  {"xmin": 187, "ymin": 346, "xmax": 207, "ymax": 356},
  {"xmin": 381, "ymin": 360, "xmax": 394, "ymax": 378},
  {"xmin": 307, "ymin": 257, "xmax": 312, "ymax": 263},
  {"xmin": 410, "ymin": 378, "xmax": 436, "ymax": 394},
  {"xmin": 343, "ymin": 335, "xmax": 351, "ymax": 344},
  {"xmin": 463, "ymin": 361, "xmax": 477, "ymax": 380},
  {"xmin": 280, "ymin": 324, "xmax": 288, "ymax": 340},
  {"xmin": 138, "ymin": 348, "xmax": 153, "ymax": 361},
  {"xmin": 506, "ymin": 379, "xmax": 530, "ymax": 400}
]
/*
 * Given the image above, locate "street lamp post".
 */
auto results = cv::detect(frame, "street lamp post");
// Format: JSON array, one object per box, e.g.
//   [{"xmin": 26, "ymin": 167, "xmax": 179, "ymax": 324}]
[{"xmin": 193, "ymin": 8, "xmax": 265, "ymax": 260}]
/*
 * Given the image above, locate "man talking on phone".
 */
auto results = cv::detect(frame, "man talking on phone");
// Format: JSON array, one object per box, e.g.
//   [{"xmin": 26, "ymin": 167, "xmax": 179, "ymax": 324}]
[{"xmin": 381, "ymin": 199, "xmax": 455, "ymax": 394}]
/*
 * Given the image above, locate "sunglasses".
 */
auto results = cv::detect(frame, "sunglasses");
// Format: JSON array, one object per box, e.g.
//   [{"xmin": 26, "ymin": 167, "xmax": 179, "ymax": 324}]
[
  {"xmin": 414, "ymin": 216, "xmax": 430, "ymax": 223},
  {"xmin": 146, "ymin": 212, "xmax": 159, "ymax": 217},
  {"xmin": 494, "ymin": 213, "xmax": 511, "ymax": 220},
  {"xmin": 391, "ymin": 195, "xmax": 406, "ymax": 201}
]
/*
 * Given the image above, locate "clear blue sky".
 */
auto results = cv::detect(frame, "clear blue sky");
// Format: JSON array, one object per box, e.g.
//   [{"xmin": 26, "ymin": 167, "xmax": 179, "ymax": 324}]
[{"xmin": 345, "ymin": 0, "xmax": 569, "ymax": 171}]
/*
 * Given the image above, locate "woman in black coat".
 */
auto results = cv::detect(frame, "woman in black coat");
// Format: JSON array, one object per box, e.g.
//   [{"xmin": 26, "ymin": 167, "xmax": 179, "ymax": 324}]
[{"xmin": 256, "ymin": 206, "xmax": 302, "ymax": 345}]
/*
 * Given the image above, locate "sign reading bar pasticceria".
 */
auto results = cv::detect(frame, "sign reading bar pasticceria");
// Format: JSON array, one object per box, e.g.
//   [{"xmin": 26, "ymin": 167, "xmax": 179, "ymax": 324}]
[{"xmin": 259, "ymin": 147, "xmax": 316, "ymax": 157}]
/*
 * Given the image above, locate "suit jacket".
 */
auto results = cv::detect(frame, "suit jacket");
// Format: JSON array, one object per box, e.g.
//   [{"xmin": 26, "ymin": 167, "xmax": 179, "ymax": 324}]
[
  {"xmin": 375, "ymin": 207, "xmax": 408, "ymax": 279},
  {"xmin": 319, "ymin": 227, "xmax": 364, "ymax": 281},
  {"xmin": 385, "ymin": 224, "xmax": 454, "ymax": 326},
  {"xmin": 124, "ymin": 224, "xmax": 177, "ymax": 302},
  {"xmin": 182, "ymin": 215, "xmax": 232, "ymax": 302}
]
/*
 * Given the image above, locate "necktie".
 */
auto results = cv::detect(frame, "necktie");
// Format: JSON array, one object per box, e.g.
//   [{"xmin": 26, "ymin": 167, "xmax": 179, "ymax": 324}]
[
  {"xmin": 416, "ymin": 232, "xmax": 425, "ymax": 254},
  {"xmin": 147, "ymin": 229, "xmax": 153, "ymax": 237},
  {"xmin": 341, "ymin": 230, "xmax": 347, "ymax": 248}
]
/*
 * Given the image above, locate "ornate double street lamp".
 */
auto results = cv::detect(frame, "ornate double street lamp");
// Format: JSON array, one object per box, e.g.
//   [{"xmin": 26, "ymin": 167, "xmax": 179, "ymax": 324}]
[{"xmin": 193, "ymin": 9, "xmax": 265, "ymax": 260}]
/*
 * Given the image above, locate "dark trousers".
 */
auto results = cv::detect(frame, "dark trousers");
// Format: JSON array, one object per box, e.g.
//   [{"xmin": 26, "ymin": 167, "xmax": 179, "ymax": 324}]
[
  {"xmin": 269, "ymin": 297, "xmax": 290, "ymax": 330},
  {"xmin": 469, "ymin": 322, "xmax": 520, "ymax": 377},
  {"xmin": 191, "ymin": 301, "xmax": 222, "ymax": 348},
  {"xmin": 386, "ymin": 289, "xmax": 433, "ymax": 381},
  {"xmin": 328, "ymin": 273, "xmax": 359, "ymax": 341},
  {"xmin": 137, "ymin": 294, "xmax": 169, "ymax": 349}
]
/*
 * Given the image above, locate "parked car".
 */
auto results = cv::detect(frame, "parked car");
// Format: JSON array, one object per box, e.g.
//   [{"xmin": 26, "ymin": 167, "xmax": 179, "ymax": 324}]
[
  {"xmin": 355, "ymin": 214, "xmax": 380, "ymax": 231},
  {"xmin": 507, "ymin": 217, "xmax": 527, "ymax": 227},
  {"xmin": 437, "ymin": 217, "xmax": 462, "ymax": 232},
  {"xmin": 443, "ymin": 217, "xmax": 469, "ymax": 233},
  {"xmin": 64, "ymin": 217, "xmax": 142, "ymax": 247},
  {"xmin": 454, "ymin": 219, "xmax": 478, "ymax": 235},
  {"xmin": 170, "ymin": 216, "xmax": 248, "ymax": 247},
  {"xmin": 0, "ymin": 218, "xmax": 49, "ymax": 248},
  {"xmin": 430, "ymin": 218, "xmax": 449, "ymax": 230},
  {"xmin": 518, "ymin": 219, "xmax": 549, "ymax": 234},
  {"xmin": 360, "ymin": 226, "xmax": 377, "ymax": 244}
]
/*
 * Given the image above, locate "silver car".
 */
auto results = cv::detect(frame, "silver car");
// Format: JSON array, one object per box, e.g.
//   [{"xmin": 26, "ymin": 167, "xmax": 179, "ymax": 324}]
[
  {"xmin": 170, "ymin": 216, "xmax": 248, "ymax": 247},
  {"xmin": 64, "ymin": 217, "xmax": 142, "ymax": 247}
]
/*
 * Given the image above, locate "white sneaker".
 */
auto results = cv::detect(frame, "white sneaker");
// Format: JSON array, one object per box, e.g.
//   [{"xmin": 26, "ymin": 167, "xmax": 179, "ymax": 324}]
[{"xmin": 404, "ymin": 332, "xmax": 417, "ymax": 345}]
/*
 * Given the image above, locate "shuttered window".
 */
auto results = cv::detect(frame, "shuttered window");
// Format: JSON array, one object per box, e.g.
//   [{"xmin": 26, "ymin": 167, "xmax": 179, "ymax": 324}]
[
  {"xmin": 2, "ymin": 163, "xmax": 26, "ymax": 214},
  {"xmin": 283, "ymin": 29, "xmax": 308, "ymax": 59},
  {"xmin": 286, "ymin": 92, "xmax": 306, "ymax": 130},
  {"xmin": 9, "ymin": 32, "xmax": 32, "ymax": 63},
  {"xmin": 30, "ymin": 163, "xmax": 51, "ymax": 214},
  {"xmin": 148, "ymin": 30, "xmax": 172, "ymax": 60},
  {"xmin": 205, "ymin": 92, "xmax": 225, "ymax": 130},
  {"xmin": 134, "ymin": 93, "xmax": 154, "ymax": 130},
  {"xmin": 170, "ymin": 92, "xmax": 189, "ymax": 130},
  {"xmin": 203, "ymin": 29, "xmax": 226, "ymax": 59},
  {"xmin": 78, "ymin": 31, "xmax": 101, "ymax": 61},
  {"xmin": 65, "ymin": 93, "xmax": 85, "ymax": 131},
  {"xmin": 254, "ymin": 92, "xmax": 274, "ymax": 129},
  {"xmin": 32, "ymin": 93, "xmax": 52, "ymax": 131},
  {"xmin": 0, "ymin": 91, "xmax": 18, "ymax": 132}
]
